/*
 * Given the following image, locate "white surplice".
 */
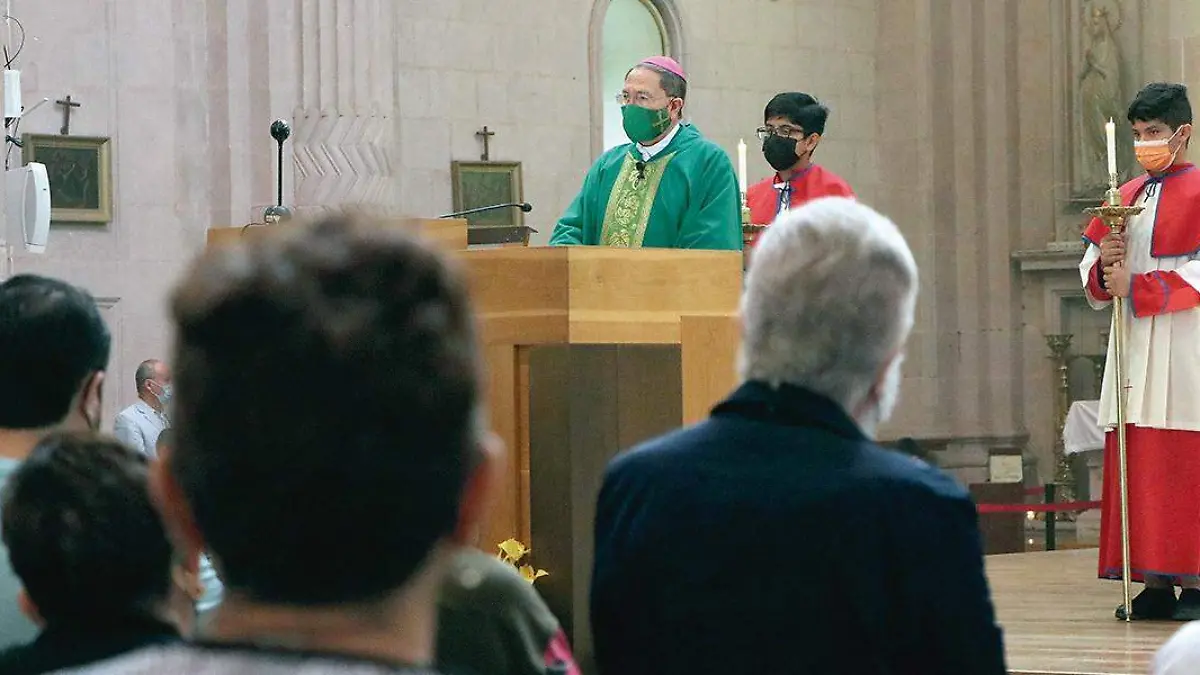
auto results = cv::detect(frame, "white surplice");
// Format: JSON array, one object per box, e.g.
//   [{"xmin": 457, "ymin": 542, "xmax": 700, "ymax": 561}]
[{"xmin": 1080, "ymin": 184, "xmax": 1200, "ymax": 432}]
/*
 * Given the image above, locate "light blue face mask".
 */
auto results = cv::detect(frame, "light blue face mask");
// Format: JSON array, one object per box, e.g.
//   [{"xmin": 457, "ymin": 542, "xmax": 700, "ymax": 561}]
[{"xmin": 153, "ymin": 382, "xmax": 173, "ymax": 406}]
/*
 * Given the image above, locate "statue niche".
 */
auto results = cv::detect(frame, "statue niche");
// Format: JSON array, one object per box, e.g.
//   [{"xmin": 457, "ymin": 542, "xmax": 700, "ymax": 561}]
[{"xmin": 1077, "ymin": 0, "xmax": 1126, "ymax": 193}]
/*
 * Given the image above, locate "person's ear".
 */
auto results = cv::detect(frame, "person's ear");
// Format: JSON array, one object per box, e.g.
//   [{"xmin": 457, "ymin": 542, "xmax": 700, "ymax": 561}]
[
  {"xmin": 149, "ymin": 445, "xmax": 207, "ymax": 560},
  {"xmin": 804, "ymin": 133, "xmax": 822, "ymax": 155},
  {"xmin": 452, "ymin": 433, "xmax": 504, "ymax": 547},
  {"xmin": 17, "ymin": 588, "xmax": 44, "ymax": 627},
  {"xmin": 76, "ymin": 371, "xmax": 104, "ymax": 431}
]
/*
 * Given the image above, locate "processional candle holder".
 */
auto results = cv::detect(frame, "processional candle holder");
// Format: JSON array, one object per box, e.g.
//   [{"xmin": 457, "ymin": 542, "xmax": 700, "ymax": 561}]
[
  {"xmin": 1045, "ymin": 334, "xmax": 1076, "ymax": 514},
  {"xmin": 1083, "ymin": 173, "xmax": 1144, "ymax": 621},
  {"xmin": 740, "ymin": 193, "xmax": 765, "ymax": 271}
]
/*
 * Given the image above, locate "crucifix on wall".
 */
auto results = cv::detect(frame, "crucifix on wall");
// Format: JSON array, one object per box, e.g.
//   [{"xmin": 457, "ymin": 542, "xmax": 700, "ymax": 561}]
[
  {"xmin": 476, "ymin": 125, "xmax": 495, "ymax": 161},
  {"xmin": 55, "ymin": 95, "xmax": 81, "ymax": 135}
]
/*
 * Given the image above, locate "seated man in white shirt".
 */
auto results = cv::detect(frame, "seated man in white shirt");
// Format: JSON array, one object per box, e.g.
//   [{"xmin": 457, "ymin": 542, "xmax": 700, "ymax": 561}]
[{"xmin": 113, "ymin": 360, "xmax": 171, "ymax": 458}]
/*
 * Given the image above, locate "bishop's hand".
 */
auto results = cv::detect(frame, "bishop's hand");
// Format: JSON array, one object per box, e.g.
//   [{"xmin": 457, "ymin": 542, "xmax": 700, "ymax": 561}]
[
  {"xmin": 1104, "ymin": 264, "xmax": 1132, "ymax": 298},
  {"xmin": 1099, "ymin": 232, "xmax": 1125, "ymax": 268}
]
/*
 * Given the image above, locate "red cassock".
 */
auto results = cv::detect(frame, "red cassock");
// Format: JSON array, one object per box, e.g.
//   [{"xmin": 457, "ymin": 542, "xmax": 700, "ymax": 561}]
[
  {"xmin": 1081, "ymin": 163, "xmax": 1200, "ymax": 583},
  {"xmin": 745, "ymin": 164, "xmax": 854, "ymax": 245}
]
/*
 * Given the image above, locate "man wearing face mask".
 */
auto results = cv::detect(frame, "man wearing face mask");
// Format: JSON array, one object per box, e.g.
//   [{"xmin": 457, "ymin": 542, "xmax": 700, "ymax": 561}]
[
  {"xmin": 745, "ymin": 93, "xmax": 853, "ymax": 243},
  {"xmin": 0, "ymin": 274, "xmax": 111, "ymax": 648},
  {"xmin": 550, "ymin": 56, "xmax": 741, "ymax": 250},
  {"xmin": 114, "ymin": 359, "xmax": 172, "ymax": 458},
  {"xmin": 1080, "ymin": 82, "xmax": 1200, "ymax": 621}
]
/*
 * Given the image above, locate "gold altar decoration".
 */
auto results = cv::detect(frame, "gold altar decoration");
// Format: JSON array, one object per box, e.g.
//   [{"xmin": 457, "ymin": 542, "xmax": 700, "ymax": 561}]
[
  {"xmin": 1083, "ymin": 169, "xmax": 1144, "ymax": 621},
  {"xmin": 1045, "ymin": 334, "xmax": 1076, "ymax": 510}
]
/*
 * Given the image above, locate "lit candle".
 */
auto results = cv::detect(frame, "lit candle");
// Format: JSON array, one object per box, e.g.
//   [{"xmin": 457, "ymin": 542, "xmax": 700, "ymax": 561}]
[
  {"xmin": 737, "ymin": 138, "xmax": 748, "ymax": 194},
  {"xmin": 1106, "ymin": 118, "xmax": 1117, "ymax": 177}
]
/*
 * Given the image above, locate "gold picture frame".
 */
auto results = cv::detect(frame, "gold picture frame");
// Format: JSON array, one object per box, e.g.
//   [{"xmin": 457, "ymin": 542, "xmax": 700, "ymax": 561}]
[
  {"xmin": 450, "ymin": 161, "xmax": 524, "ymax": 229},
  {"xmin": 22, "ymin": 134, "xmax": 113, "ymax": 224}
]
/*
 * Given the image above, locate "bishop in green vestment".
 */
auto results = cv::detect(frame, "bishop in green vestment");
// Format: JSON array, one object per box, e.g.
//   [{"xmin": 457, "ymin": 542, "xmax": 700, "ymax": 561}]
[{"xmin": 550, "ymin": 57, "xmax": 742, "ymax": 251}]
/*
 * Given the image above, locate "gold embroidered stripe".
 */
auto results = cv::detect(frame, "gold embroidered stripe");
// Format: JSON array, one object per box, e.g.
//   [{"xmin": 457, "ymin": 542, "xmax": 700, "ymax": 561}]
[{"xmin": 599, "ymin": 152, "xmax": 676, "ymax": 248}]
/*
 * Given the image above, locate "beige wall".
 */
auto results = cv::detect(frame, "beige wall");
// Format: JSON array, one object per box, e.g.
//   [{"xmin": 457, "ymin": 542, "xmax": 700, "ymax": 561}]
[{"xmin": 2, "ymin": 0, "xmax": 880, "ymax": 426}]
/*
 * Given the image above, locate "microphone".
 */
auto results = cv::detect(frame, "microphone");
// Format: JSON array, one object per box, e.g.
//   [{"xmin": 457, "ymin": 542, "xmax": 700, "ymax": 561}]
[
  {"xmin": 439, "ymin": 202, "xmax": 533, "ymax": 219},
  {"xmin": 635, "ymin": 161, "xmax": 646, "ymax": 180},
  {"xmin": 265, "ymin": 119, "xmax": 292, "ymax": 224}
]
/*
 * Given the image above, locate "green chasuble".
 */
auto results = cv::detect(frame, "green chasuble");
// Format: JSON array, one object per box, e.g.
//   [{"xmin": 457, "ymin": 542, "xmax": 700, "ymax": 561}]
[{"xmin": 550, "ymin": 124, "xmax": 742, "ymax": 250}]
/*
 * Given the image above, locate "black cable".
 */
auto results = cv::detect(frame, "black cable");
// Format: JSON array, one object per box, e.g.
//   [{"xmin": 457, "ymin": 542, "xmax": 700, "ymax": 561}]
[
  {"xmin": 5, "ymin": 114, "xmax": 20, "ymax": 170},
  {"xmin": 2, "ymin": 15, "xmax": 26, "ymax": 69}
]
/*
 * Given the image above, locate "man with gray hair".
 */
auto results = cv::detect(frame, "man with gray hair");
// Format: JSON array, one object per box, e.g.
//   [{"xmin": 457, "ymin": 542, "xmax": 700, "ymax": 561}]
[{"xmin": 590, "ymin": 197, "xmax": 1005, "ymax": 675}]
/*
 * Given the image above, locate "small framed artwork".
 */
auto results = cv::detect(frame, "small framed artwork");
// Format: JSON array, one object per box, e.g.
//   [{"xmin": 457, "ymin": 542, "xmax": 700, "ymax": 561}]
[
  {"xmin": 451, "ymin": 161, "xmax": 524, "ymax": 228},
  {"xmin": 22, "ymin": 134, "xmax": 113, "ymax": 224}
]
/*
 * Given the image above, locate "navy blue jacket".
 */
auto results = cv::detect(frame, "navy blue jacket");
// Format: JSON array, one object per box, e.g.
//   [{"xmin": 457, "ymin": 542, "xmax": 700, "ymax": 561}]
[{"xmin": 590, "ymin": 382, "xmax": 1005, "ymax": 675}]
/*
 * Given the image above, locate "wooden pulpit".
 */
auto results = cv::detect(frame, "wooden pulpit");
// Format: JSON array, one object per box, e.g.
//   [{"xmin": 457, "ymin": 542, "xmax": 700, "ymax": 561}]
[
  {"xmin": 461, "ymin": 246, "xmax": 742, "ymax": 660},
  {"xmin": 205, "ymin": 218, "xmax": 468, "ymax": 250}
]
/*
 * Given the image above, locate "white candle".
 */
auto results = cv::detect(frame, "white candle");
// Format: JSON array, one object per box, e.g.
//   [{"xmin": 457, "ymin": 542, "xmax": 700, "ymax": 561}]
[
  {"xmin": 1106, "ymin": 118, "xmax": 1117, "ymax": 177},
  {"xmin": 737, "ymin": 139, "xmax": 748, "ymax": 194}
]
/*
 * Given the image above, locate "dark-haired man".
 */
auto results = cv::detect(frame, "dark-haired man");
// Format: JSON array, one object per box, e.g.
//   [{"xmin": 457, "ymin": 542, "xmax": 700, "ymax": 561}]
[
  {"xmin": 550, "ymin": 56, "xmax": 741, "ymax": 250},
  {"xmin": 77, "ymin": 216, "xmax": 497, "ymax": 673},
  {"xmin": 0, "ymin": 432, "xmax": 187, "ymax": 674},
  {"xmin": 1080, "ymin": 82, "xmax": 1200, "ymax": 621},
  {"xmin": 746, "ymin": 92, "xmax": 853, "ymax": 243},
  {"xmin": 0, "ymin": 274, "xmax": 111, "ymax": 648}
]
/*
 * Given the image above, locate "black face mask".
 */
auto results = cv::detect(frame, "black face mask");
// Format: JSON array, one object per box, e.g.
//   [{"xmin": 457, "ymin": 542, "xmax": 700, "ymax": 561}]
[{"xmin": 762, "ymin": 135, "xmax": 802, "ymax": 172}]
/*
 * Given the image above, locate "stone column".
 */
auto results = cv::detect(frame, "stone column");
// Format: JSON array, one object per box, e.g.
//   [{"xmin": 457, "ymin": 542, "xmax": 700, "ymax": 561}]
[{"xmin": 293, "ymin": 0, "xmax": 398, "ymax": 214}]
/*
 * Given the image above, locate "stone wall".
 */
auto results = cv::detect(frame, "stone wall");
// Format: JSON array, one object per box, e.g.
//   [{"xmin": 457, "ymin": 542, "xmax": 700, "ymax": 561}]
[{"xmin": 0, "ymin": 0, "xmax": 880, "ymax": 425}]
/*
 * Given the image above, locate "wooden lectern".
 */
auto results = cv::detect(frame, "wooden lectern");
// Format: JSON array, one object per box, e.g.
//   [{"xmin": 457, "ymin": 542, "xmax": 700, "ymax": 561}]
[
  {"xmin": 205, "ymin": 218, "xmax": 468, "ymax": 251},
  {"xmin": 461, "ymin": 246, "xmax": 742, "ymax": 659}
]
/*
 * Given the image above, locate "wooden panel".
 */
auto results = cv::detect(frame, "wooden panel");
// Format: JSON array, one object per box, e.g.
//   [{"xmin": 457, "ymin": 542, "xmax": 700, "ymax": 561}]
[
  {"xmin": 205, "ymin": 218, "xmax": 468, "ymax": 251},
  {"xmin": 681, "ymin": 314, "xmax": 741, "ymax": 424},
  {"xmin": 481, "ymin": 344, "xmax": 520, "ymax": 552},
  {"xmin": 564, "ymin": 248, "xmax": 742, "ymax": 345},
  {"xmin": 616, "ymin": 346, "xmax": 681, "ymax": 449},
  {"xmin": 989, "ymin": 549, "xmax": 1176, "ymax": 675},
  {"xmin": 459, "ymin": 247, "xmax": 571, "ymax": 345},
  {"xmin": 459, "ymin": 247, "xmax": 741, "ymax": 346},
  {"xmin": 969, "ymin": 483, "xmax": 1025, "ymax": 555}
]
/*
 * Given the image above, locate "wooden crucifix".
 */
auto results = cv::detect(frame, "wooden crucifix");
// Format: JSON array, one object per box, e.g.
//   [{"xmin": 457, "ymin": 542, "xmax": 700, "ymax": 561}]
[
  {"xmin": 55, "ymin": 95, "xmax": 81, "ymax": 135},
  {"xmin": 475, "ymin": 126, "xmax": 495, "ymax": 161}
]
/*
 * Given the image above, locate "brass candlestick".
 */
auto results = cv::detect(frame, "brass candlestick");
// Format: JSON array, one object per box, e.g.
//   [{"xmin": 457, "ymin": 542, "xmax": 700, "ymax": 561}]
[
  {"xmin": 1083, "ymin": 173, "xmax": 1144, "ymax": 621},
  {"xmin": 740, "ymin": 192, "xmax": 765, "ymax": 270},
  {"xmin": 1045, "ymin": 334, "xmax": 1076, "ymax": 513}
]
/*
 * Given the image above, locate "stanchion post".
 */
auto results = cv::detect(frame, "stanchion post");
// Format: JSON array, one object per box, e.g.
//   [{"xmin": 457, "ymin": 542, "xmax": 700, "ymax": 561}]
[{"xmin": 1045, "ymin": 483, "xmax": 1057, "ymax": 551}]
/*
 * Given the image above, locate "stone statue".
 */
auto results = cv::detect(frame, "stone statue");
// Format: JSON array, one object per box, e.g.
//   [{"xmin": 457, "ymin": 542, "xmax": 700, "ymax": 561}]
[{"xmin": 1078, "ymin": 0, "xmax": 1125, "ymax": 190}]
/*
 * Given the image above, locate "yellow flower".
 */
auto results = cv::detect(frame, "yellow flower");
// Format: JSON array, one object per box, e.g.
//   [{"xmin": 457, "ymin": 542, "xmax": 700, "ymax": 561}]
[
  {"xmin": 497, "ymin": 538, "xmax": 529, "ymax": 563},
  {"xmin": 519, "ymin": 564, "xmax": 549, "ymax": 584}
]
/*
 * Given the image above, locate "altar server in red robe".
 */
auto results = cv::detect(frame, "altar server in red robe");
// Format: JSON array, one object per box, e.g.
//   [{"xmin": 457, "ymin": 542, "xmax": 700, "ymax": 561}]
[
  {"xmin": 745, "ymin": 93, "xmax": 853, "ymax": 244},
  {"xmin": 1080, "ymin": 82, "xmax": 1200, "ymax": 621}
]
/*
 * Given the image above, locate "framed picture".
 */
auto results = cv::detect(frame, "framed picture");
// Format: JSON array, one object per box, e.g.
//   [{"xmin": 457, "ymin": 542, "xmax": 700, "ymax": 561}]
[
  {"xmin": 22, "ymin": 134, "xmax": 113, "ymax": 224},
  {"xmin": 451, "ymin": 161, "xmax": 524, "ymax": 228}
]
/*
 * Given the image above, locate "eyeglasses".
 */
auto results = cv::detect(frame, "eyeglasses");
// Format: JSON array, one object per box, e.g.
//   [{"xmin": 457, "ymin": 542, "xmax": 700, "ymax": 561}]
[
  {"xmin": 615, "ymin": 91, "xmax": 667, "ymax": 106},
  {"xmin": 756, "ymin": 125, "xmax": 807, "ymax": 141}
]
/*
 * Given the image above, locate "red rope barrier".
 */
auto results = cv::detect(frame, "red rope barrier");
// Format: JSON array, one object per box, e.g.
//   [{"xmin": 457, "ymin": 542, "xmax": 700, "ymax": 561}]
[{"xmin": 976, "ymin": 500, "xmax": 1101, "ymax": 514}]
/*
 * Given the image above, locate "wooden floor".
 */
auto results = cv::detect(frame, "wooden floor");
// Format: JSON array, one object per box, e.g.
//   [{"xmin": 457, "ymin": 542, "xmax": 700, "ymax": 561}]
[{"xmin": 989, "ymin": 548, "xmax": 1180, "ymax": 674}]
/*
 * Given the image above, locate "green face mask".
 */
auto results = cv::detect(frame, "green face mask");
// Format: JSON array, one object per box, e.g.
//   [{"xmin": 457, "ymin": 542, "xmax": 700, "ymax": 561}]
[{"xmin": 622, "ymin": 104, "xmax": 673, "ymax": 144}]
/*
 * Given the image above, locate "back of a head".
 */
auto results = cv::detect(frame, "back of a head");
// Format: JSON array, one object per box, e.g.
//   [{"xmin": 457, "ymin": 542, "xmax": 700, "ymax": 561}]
[
  {"xmin": 0, "ymin": 275, "xmax": 111, "ymax": 429},
  {"xmin": 1127, "ymin": 82, "xmax": 1192, "ymax": 128},
  {"xmin": 1, "ymin": 432, "xmax": 173, "ymax": 623},
  {"xmin": 765, "ymin": 92, "xmax": 830, "ymax": 136},
  {"xmin": 170, "ymin": 215, "xmax": 481, "ymax": 606},
  {"xmin": 740, "ymin": 197, "xmax": 917, "ymax": 412}
]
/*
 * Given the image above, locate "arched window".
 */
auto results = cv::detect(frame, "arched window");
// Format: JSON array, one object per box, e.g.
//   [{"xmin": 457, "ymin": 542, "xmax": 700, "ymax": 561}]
[{"xmin": 596, "ymin": 0, "xmax": 677, "ymax": 151}]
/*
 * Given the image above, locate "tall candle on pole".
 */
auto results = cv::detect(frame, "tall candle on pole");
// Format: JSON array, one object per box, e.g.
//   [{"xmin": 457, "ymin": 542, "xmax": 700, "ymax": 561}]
[
  {"xmin": 737, "ymin": 139, "xmax": 748, "ymax": 194},
  {"xmin": 1106, "ymin": 118, "xmax": 1118, "ymax": 179},
  {"xmin": 1085, "ymin": 116, "xmax": 1141, "ymax": 621}
]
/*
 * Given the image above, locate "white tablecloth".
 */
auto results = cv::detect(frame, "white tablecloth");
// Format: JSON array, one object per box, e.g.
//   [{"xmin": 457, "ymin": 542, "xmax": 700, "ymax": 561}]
[{"xmin": 1064, "ymin": 400, "xmax": 1104, "ymax": 455}]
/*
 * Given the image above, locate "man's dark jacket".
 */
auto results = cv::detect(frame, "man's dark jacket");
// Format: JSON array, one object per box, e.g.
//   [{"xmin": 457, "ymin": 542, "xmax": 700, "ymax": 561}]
[{"xmin": 590, "ymin": 382, "xmax": 1006, "ymax": 675}]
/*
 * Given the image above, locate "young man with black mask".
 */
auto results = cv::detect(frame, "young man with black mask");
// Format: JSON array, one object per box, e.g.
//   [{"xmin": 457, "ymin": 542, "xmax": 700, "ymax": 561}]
[{"xmin": 745, "ymin": 92, "xmax": 854, "ymax": 245}]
